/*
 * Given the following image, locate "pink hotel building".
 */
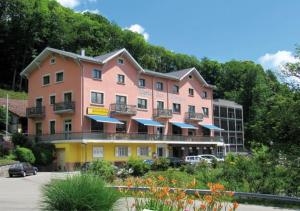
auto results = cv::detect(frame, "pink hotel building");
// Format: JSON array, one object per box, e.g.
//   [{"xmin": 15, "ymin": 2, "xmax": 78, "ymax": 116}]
[{"xmin": 21, "ymin": 47, "xmax": 224, "ymax": 170}]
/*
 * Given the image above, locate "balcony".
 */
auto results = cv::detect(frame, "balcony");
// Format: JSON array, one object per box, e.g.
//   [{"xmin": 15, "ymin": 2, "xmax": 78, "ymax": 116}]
[
  {"xmin": 53, "ymin": 101, "xmax": 75, "ymax": 114},
  {"xmin": 26, "ymin": 106, "xmax": 45, "ymax": 118},
  {"xmin": 28, "ymin": 132, "xmax": 223, "ymax": 143},
  {"xmin": 153, "ymin": 109, "xmax": 173, "ymax": 118},
  {"xmin": 110, "ymin": 104, "xmax": 137, "ymax": 115},
  {"xmin": 185, "ymin": 112, "xmax": 204, "ymax": 121}
]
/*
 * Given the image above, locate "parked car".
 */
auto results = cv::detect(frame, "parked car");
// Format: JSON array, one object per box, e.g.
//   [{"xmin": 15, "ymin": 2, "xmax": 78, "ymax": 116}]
[
  {"xmin": 9, "ymin": 162, "xmax": 38, "ymax": 177},
  {"xmin": 143, "ymin": 159, "xmax": 154, "ymax": 165},
  {"xmin": 185, "ymin": 156, "xmax": 201, "ymax": 165},
  {"xmin": 167, "ymin": 157, "xmax": 185, "ymax": 167},
  {"xmin": 198, "ymin": 154, "xmax": 224, "ymax": 164}
]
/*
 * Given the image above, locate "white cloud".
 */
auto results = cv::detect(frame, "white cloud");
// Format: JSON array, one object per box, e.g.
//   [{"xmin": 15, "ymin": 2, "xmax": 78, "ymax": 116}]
[
  {"xmin": 81, "ymin": 9, "xmax": 100, "ymax": 14},
  {"xmin": 56, "ymin": 0, "xmax": 80, "ymax": 8},
  {"xmin": 258, "ymin": 50, "xmax": 300, "ymax": 84},
  {"xmin": 125, "ymin": 24, "xmax": 149, "ymax": 41}
]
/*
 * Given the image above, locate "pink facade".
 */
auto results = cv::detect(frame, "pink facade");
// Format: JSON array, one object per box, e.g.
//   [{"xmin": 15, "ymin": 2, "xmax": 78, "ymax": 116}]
[{"xmin": 24, "ymin": 48, "xmax": 214, "ymax": 138}]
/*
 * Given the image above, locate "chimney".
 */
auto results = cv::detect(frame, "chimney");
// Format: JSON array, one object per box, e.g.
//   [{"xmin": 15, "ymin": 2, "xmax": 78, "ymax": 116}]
[{"xmin": 81, "ymin": 49, "xmax": 85, "ymax": 56}]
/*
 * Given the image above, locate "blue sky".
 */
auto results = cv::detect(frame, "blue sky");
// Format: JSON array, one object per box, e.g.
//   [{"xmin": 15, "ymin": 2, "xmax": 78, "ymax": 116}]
[{"xmin": 58, "ymin": 0, "xmax": 300, "ymax": 73}]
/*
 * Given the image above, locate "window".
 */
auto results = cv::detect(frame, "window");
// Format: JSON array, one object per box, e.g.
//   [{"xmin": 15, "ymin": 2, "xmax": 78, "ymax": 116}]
[
  {"xmin": 116, "ymin": 146, "xmax": 129, "ymax": 157},
  {"xmin": 50, "ymin": 95, "xmax": 55, "ymax": 105},
  {"xmin": 64, "ymin": 92, "xmax": 72, "ymax": 102},
  {"xmin": 117, "ymin": 74, "xmax": 125, "ymax": 84},
  {"xmin": 236, "ymin": 121, "xmax": 242, "ymax": 131},
  {"xmin": 93, "ymin": 147, "xmax": 104, "ymax": 158},
  {"xmin": 138, "ymin": 78, "xmax": 145, "ymax": 87},
  {"xmin": 92, "ymin": 69, "xmax": 102, "ymax": 80},
  {"xmin": 188, "ymin": 75, "xmax": 193, "ymax": 79},
  {"xmin": 213, "ymin": 106, "xmax": 219, "ymax": 117},
  {"xmin": 50, "ymin": 57, "xmax": 56, "ymax": 64},
  {"xmin": 49, "ymin": 120, "xmax": 55, "ymax": 134},
  {"xmin": 36, "ymin": 98, "xmax": 43, "ymax": 107},
  {"xmin": 35, "ymin": 122, "xmax": 42, "ymax": 135},
  {"xmin": 221, "ymin": 119, "xmax": 228, "ymax": 130},
  {"xmin": 56, "ymin": 72, "xmax": 64, "ymax": 83},
  {"xmin": 156, "ymin": 82, "xmax": 163, "ymax": 91},
  {"xmin": 117, "ymin": 58, "xmax": 124, "ymax": 64},
  {"xmin": 202, "ymin": 107, "xmax": 209, "ymax": 117},
  {"xmin": 188, "ymin": 88, "xmax": 194, "ymax": 96},
  {"xmin": 202, "ymin": 91, "xmax": 208, "ymax": 98},
  {"xmin": 220, "ymin": 107, "xmax": 227, "ymax": 118},
  {"xmin": 228, "ymin": 108, "xmax": 235, "ymax": 118},
  {"xmin": 43, "ymin": 75, "xmax": 50, "ymax": 85},
  {"xmin": 91, "ymin": 91, "xmax": 104, "ymax": 104},
  {"xmin": 157, "ymin": 101, "xmax": 164, "ymax": 110},
  {"xmin": 236, "ymin": 109, "xmax": 242, "ymax": 119},
  {"xmin": 116, "ymin": 121, "xmax": 127, "ymax": 133},
  {"xmin": 229, "ymin": 120, "xmax": 235, "ymax": 131},
  {"xmin": 173, "ymin": 85, "xmax": 179, "ymax": 94},
  {"xmin": 188, "ymin": 105, "xmax": 195, "ymax": 113},
  {"xmin": 173, "ymin": 103, "xmax": 181, "ymax": 113},
  {"xmin": 138, "ymin": 123, "xmax": 148, "ymax": 133},
  {"xmin": 137, "ymin": 98, "xmax": 147, "ymax": 109},
  {"xmin": 91, "ymin": 119, "xmax": 104, "ymax": 132},
  {"xmin": 138, "ymin": 146, "xmax": 150, "ymax": 157}
]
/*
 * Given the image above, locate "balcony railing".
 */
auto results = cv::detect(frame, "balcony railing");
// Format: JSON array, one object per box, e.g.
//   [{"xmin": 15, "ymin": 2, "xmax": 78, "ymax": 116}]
[
  {"xmin": 185, "ymin": 112, "xmax": 204, "ymax": 121},
  {"xmin": 110, "ymin": 103, "xmax": 137, "ymax": 115},
  {"xmin": 28, "ymin": 132, "xmax": 223, "ymax": 143},
  {"xmin": 153, "ymin": 109, "xmax": 172, "ymax": 118},
  {"xmin": 26, "ymin": 106, "xmax": 45, "ymax": 118},
  {"xmin": 54, "ymin": 101, "xmax": 75, "ymax": 114}
]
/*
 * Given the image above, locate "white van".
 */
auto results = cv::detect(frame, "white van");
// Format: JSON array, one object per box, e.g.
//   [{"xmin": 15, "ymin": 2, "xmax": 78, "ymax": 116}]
[{"xmin": 185, "ymin": 156, "xmax": 201, "ymax": 164}]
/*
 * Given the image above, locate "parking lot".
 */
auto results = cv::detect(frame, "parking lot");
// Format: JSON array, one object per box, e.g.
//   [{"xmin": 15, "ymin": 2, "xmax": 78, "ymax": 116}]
[{"xmin": 0, "ymin": 172, "xmax": 296, "ymax": 211}]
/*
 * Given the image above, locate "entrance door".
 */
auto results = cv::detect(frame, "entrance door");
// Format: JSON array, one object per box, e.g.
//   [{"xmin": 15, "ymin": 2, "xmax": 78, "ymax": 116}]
[
  {"xmin": 64, "ymin": 120, "xmax": 72, "ymax": 139},
  {"xmin": 56, "ymin": 149, "xmax": 65, "ymax": 171}
]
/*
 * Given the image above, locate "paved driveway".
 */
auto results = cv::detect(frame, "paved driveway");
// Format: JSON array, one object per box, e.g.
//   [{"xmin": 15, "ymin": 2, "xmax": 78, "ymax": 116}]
[{"xmin": 0, "ymin": 172, "xmax": 297, "ymax": 211}]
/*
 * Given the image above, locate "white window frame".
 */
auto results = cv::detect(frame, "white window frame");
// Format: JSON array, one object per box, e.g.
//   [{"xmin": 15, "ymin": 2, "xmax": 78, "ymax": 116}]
[
  {"xmin": 173, "ymin": 85, "xmax": 179, "ymax": 94},
  {"xmin": 62, "ymin": 91, "xmax": 73, "ymax": 102},
  {"xmin": 157, "ymin": 100, "xmax": 164, "ymax": 109},
  {"xmin": 117, "ymin": 58, "xmax": 124, "ymax": 65},
  {"xmin": 49, "ymin": 119, "xmax": 56, "ymax": 134},
  {"xmin": 156, "ymin": 82, "xmax": 164, "ymax": 91},
  {"xmin": 138, "ymin": 78, "xmax": 146, "ymax": 88},
  {"xmin": 117, "ymin": 74, "xmax": 125, "ymax": 84},
  {"xmin": 35, "ymin": 121, "xmax": 43, "ymax": 135},
  {"xmin": 115, "ymin": 146, "xmax": 130, "ymax": 157},
  {"xmin": 137, "ymin": 97, "xmax": 148, "ymax": 109},
  {"xmin": 90, "ymin": 90, "xmax": 104, "ymax": 105},
  {"xmin": 189, "ymin": 88, "xmax": 194, "ymax": 96},
  {"xmin": 55, "ymin": 71, "xmax": 64, "ymax": 83},
  {"xmin": 137, "ymin": 146, "xmax": 151, "ymax": 157},
  {"xmin": 93, "ymin": 146, "xmax": 104, "ymax": 158},
  {"xmin": 42, "ymin": 74, "xmax": 50, "ymax": 86},
  {"xmin": 35, "ymin": 96, "xmax": 43, "ymax": 107},
  {"xmin": 202, "ymin": 107, "xmax": 209, "ymax": 117},
  {"xmin": 92, "ymin": 69, "xmax": 102, "ymax": 80},
  {"xmin": 172, "ymin": 103, "xmax": 181, "ymax": 113},
  {"xmin": 50, "ymin": 57, "xmax": 56, "ymax": 65}
]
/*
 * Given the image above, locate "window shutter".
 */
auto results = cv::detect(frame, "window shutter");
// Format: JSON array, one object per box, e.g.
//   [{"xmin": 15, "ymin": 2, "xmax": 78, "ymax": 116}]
[
  {"xmin": 148, "ymin": 146, "xmax": 152, "ymax": 157},
  {"xmin": 137, "ymin": 147, "xmax": 140, "ymax": 156},
  {"xmin": 115, "ymin": 147, "xmax": 119, "ymax": 157},
  {"xmin": 128, "ymin": 147, "xmax": 131, "ymax": 156}
]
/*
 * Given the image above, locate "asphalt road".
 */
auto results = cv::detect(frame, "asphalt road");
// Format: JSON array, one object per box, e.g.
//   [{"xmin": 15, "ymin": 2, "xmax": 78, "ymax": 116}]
[{"xmin": 0, "ymin": 172, "xmax": 297, "ymax": 211}]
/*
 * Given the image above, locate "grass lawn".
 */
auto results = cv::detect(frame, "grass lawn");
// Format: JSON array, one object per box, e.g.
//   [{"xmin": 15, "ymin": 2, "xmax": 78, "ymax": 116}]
[
  {"xmin": 0, "ymin": 88, "xmax": 27, "ymax": 100},
  {"xmin": 0, "ymin": 159, "xmax": 17, "ymax": 166}
]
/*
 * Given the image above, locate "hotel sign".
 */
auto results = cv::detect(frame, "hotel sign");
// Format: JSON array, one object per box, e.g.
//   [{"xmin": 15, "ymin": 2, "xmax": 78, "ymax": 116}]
[{"xmin": 87, "ymin": 107, "xmax": 109, "ymax": 116}]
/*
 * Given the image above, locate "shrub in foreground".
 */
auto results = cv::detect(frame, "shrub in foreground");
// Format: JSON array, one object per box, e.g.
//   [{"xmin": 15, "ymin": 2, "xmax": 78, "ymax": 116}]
[
  {"xmin": 15, "ymin": 147, "xmax": 35, "ymax": 164},
  {"xmin": 127, "ymin": 157, "xmax": 150, "ymax": 176},
  {"xmin": 151, "ymin": 157, "xmax": 170, "ymax": 171},
  {"xmin": 87, "ymin": 159, "xmax": 116, "ymax": 182},
  {"xmin": 42, "ymin": 174, "xmax": 120, "ymax": 211}
]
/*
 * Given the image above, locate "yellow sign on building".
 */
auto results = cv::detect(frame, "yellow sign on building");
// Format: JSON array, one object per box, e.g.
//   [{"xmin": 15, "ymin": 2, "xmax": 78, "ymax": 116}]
[{"xmin": 87, "ymin": 107, "xmax": 109, "ymax": 116}]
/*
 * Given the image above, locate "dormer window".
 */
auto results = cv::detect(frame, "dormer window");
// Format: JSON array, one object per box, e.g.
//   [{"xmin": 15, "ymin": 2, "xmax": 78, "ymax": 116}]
[
  {"xmin": 189, "ymin": 75, "xmax": 193, "ymax": 79},
  {"xmin": 50, "ymin": 57, "xmax": 56, "ymax": 65},
  {"xmin": 117, "ymin": 58, "xmax": 124, "ymax": 65}
]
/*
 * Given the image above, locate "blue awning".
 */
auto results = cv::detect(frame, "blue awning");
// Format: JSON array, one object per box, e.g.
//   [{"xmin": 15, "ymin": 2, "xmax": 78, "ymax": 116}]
[
  {"xmin": 86, "ymin": 115, "xmax": 124, "ymax": 124},
  {"xmin": 200, "ymin": 124, "xmax": 224, "ymax": 131},
  {"xmin": 171, "ymin": 122, "xmax": 198, "ymax": 129},
  {"xmin": 133, "ymin": 118, "xmax": 164, "ymax": 127}
]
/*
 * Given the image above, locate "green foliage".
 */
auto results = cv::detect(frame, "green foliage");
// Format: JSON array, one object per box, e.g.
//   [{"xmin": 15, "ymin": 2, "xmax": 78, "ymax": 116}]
[
  {"xmin": 11, "ymin": 133, "xmax": 28, "ymax": 147},
  {"xmin": 151, "ymin": 157, "xmax": 170, "ymax": 171},
  {"xmin": 32, "ymin": 143, "xmax": 55, "ymax": 165},
  {"xmin": 87, "ymin": 159, "xmax": 115, "ymax": 182},
  {"xmin": 15, "ymin": 147, "xmax": 35, "ymax": 163},
  {"xmin": 0, "ymin": 159, "xmax": 17, "ymax": 166},
  {"xmin": 42, "ymin": 174, "xmax": 120, "ymax": 211},
  {"xmin": 0, "ymin": 89, "xmax": 27, "ymax": 99},
  {"xmin": 127, "ymin": 157, "xmax": 150, "ymax": 176}
]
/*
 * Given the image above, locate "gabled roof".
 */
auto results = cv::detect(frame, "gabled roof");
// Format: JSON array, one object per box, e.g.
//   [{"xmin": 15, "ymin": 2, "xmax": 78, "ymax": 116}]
[
  {"xmin": 0, "ymin": 98, "xmax": 27, "ymax": 117},
  {"xmin": 20, "ymin": 47, "xmax": 144, "ymax": 78}
]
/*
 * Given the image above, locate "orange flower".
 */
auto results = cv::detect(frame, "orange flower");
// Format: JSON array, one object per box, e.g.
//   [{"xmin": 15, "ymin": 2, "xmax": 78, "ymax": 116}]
[
  {"xmin": 158, "ymin": 175, "xmax": 165, "ymax": 181},
  {"xmin": 200, "ymin": 204, "xmax": 206, "ymax": 209},
  {"xmin": 215, "ymin": 183, "xmax": 224, "ymax": 191},
  {"xmin": 191, "ymin": 178, "xmax": 197, "ymax": 187},
  {"xmin": 146, "ymin": 178, "xmax": 153, "ymax": 185},
  {"xmin": 228, "ymin": 191, "xmax": 234, "ymax": 197},
  {"xmin": 162, "ymin": 186, "xmax": 170, "ymax": 195},
  {"xmin": 233, "ymin": 201, "xmax": 239, "ymax": 209},
  {"xmin": 171, "ymin": 179, "xmax": 177, "ymax": 185},
  {"xmin": 204, "ymin": 195, "xmax": 213, "ymax": 204},
  {"xmin": 127, "ymin": 180, "xmax": 133, "ymax": 188},
  {"xmin": 187, "ymin": 198, "xmax": 194, "ymax": 205}
]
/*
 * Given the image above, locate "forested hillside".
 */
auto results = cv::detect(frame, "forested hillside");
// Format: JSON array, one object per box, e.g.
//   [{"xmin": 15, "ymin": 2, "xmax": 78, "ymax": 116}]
[{"xmin": 0, "ymin": 0, "xmax": 299, "ymax": 153}]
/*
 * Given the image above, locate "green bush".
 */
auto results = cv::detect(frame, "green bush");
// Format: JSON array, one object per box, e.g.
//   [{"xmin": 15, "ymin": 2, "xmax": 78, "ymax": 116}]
[
  {"xmin": 42, "ymin": 174, "xmax": 120, "ymax": 211},
  {"xmin": 32, "ymin": 143, "xmax": 55, "ymax": 165},
  {"xmin": 11, "ymin": 133, "xmax": 29, "ymax": 147},
  {"xmin": 15, "ymin": 147, "xmax": 35, "ymax": 164},
  {"xmin": 127, "ymin": 157, "xmax": 150, "ymax": 176},
  {"xmin": 87, "ymin": 159, "xmax": 115, "ymax": 182},
  {"xmin": 151, "ymin": 157, "xmax": 170, "ymax": 171}
]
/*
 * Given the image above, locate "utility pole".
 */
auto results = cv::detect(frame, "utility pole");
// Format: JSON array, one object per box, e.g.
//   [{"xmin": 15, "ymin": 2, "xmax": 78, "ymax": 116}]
[{"xmin": 5, "ymin": 94, "xmax": 8, "ymax": 140}]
